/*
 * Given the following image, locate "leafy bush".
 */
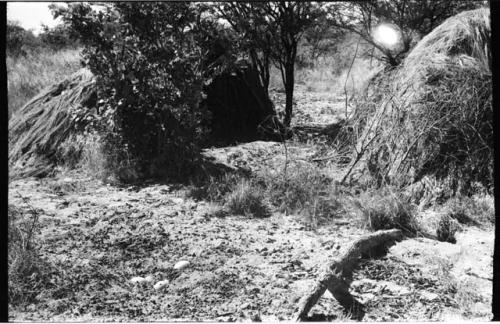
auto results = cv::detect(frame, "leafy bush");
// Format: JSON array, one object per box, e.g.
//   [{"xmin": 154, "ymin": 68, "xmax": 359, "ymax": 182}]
[
  {"xmin": 224, "ymin": 179, "xmax": 270, "ymax": 218},
  {"xmin": 54, "ymin": 3, "xmax": 233, "ymax": 181},
  {"xmin": 38, "ymin": 24, "xmax": 80, "ymax": 51},
  {"xmin": 353, "ymin": 189, "xmax": 420, "ymax": 235},
  {"xmin": 6, "ymin": 20, "xmax": 43, "ymax": 58},
  {"xmin": 7, "ymin": 19, "xmax": 79, "ymax": 58}
]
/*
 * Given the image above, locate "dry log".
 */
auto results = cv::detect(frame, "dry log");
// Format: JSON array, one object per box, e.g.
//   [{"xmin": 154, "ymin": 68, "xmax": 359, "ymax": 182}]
[{"xmin": 293, "ymin": 229, "xmax": 404, "ymax": 321}]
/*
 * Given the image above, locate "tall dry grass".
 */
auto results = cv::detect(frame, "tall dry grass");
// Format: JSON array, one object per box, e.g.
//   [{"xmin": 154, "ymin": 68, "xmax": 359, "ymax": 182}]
[
  {"xmin": 270, "ymin": 32, "xmax": 381, "ymax": 98},
  {"xmin": 269, "ymin": 58, "xmax": 379, "ymax": 100},
  {"xmin": 7, "ymin": 48, "xmax": 82, "ymax": 118},
  {"xmin": 299, "ymin": 58, "xmax": 380, "ymax": 97}
]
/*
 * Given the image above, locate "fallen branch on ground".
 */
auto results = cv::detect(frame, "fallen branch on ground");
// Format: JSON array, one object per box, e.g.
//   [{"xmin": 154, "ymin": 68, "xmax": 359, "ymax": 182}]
[{"xmin": 293, "ymin": 229, "xmax": 404, "ymax": 321}]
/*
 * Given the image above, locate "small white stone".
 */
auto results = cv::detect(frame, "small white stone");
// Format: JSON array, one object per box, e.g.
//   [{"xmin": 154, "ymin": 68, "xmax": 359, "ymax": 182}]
[
  {"xmin": 421, "ymin": 291, "xmax": 439, "ymax": 301},
  {"xmin": 153, "ymin": 280, "xmax": 169, "ymax": 290},
  {"xmin": 130, "ymin": 276, "xmax": 146, "ymax": 284},
  {"xmin": 174, "ymin": 260, "xmax": 190, "ymax": 270},
  {"xmin": 170, "ymin": 197, "xmax": 184, "ymax": 205}
]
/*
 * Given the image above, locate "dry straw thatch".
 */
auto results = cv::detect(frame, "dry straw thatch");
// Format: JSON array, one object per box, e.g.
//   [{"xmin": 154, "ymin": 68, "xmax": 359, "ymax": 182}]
[
  {"xmin": 9, "ymin": 69, "xmax": 98, "ymax": 179},
  {"xmin": 343, "ymin": 8, "xmax": 492, "ymax": 195}
]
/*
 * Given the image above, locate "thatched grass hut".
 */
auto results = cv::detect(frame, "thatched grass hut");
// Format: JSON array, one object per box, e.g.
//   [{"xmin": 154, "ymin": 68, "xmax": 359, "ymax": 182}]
[
  {"xmin": 8, "ymin": 63, "xmax": 283, "ymax": 179},
  {"xmin": 344, "ymin": 8, "xmax": 492, "ymax": 196},
  {"xmin": 9, "ymin": 69, "xmax": 98, "ymax": 179}
]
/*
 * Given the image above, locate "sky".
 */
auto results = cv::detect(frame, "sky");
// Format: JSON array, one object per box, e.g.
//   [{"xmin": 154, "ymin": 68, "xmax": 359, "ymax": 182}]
[{"xmin": 7, "ymin": 2, "xmax": 64, "ymax": 34}]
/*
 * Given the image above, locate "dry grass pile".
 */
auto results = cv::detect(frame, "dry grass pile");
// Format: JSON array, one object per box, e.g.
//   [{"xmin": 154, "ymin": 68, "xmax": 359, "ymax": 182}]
[
  {"xmin": 9, "ymin": 68, "xmax": 97, "ymax": 179},
  {"xmin": 343, "ymin": 8, "xmax": 492, "ymax": 196},
  {"xmin": 7, "ymin": 48, "xmax": 82, "ymax": 118}
]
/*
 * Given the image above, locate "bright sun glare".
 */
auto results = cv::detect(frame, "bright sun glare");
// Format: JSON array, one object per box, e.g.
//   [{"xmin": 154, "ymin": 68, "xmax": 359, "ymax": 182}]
[{"xmin": 372, "ymin": 24, "xmax": 401, "ymax": 50}]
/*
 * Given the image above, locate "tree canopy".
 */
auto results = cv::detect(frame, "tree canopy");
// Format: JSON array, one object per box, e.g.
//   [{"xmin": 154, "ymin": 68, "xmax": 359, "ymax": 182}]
[{"xmin": 325, "ymin": 0, "xmax": 486, "ymax": 66}]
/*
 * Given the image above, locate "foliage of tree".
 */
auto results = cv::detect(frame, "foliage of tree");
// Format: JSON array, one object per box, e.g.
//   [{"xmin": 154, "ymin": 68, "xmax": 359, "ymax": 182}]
[
  {"xmin": 216, "ymin": 2, "xmax": 323, "ymax": 127},
  {"xmin": 6, "ymin": 20, "xmax": 42, "ymax": 57},
  {"xmin": 298, "ymin": 13, "xmax": 345, "ymax": 66},
  {"xmin": 7, "ymin": 19, "xmax": 80, "ymax": 57},
  {"xmin": 213, "ymin": 3, "xmax": 273, "ymax": 99},
  {"xmin": 38, "ymin": 23, "xmax": 80, "ymax": 51},
  {"xmin": 325, "ymin": 0, "xmax": 487, "ymax": 66},
  {"xmin": 51, "ymin": 2, "xmax": 233, "ymax": 181}
]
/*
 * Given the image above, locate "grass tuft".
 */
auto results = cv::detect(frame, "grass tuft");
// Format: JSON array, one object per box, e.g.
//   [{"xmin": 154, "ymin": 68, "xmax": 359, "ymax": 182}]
[
  {"xmin": 258, "ymin": 166, "xmax": 340, "ymax": 216},
  {"xmin": 352, "ymin": 188, "xmax": 420, "ymax": 235},
  {"xmin": 444, "ymin": 195, "xmax": 494, "ymax": 227},
  {"xmin": 8, "ymin": 204, "xmax": 51, "ymax": 306},
  {"xmin": 186, "ymin": 173, "xmax": 241, "ymax": 203},
  {"xmin": 224, "ymin": 178, "xmax": 270, "ymax": 218}
]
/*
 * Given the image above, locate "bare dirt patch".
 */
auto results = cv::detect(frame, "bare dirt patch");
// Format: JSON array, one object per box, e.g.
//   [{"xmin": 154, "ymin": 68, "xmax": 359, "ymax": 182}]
[{"xmin": 8, "ymin": 171, "xmax": 493, "ymax": 321}]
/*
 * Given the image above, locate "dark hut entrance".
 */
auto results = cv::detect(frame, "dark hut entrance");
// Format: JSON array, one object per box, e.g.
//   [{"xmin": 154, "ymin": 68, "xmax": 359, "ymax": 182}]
[{"xmin": 202, "ymin": 64, "xmax": 285, "ymax": 145}]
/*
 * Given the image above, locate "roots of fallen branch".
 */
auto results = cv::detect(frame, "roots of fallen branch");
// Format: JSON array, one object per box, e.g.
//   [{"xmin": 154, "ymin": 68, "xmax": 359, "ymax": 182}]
[{"xmin": 293, "ymin": 229, "xmax": 404, "ymax": 321}]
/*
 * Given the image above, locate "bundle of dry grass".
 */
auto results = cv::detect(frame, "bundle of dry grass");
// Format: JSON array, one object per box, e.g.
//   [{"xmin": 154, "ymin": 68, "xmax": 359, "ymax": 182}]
[
  {"xmin": 343, "ymin": 8, "xmax": 492, "ymax": 196},
  {"xmin": 9, "ymin": 68, "xmax": 97, "ymax": 179}
]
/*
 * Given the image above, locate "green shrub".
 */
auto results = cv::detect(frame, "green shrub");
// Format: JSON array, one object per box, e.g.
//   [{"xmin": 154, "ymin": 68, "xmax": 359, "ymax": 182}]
[
  {"xmin": 38, "ymin": 23, "xmax": 80, "ymax": 51},
  {"xmin": 353, "ymin": 189, "xmax": 420, "ymax": 235},
  {"xmin": 224, "ymin": 179, "xmax": 270, "ymax": 218},
  {"xmin": 55, "ymin": 3, "xmax": 233, "ymax": 181},
  {"xmin": 436, "ymin": 214, "xmax": 460, "ymax": 243},
  {"xmin": 6, "ymin": 20, "xmax": 43, "ymax": 58}
]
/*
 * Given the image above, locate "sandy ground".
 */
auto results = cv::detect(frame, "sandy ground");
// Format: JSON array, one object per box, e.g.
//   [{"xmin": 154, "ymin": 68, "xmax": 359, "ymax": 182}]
[
  {"xmin": 8, "ymin": 87, "xmax": 493, "ymax": 321},
  {"xmin": 8, "ymin": 171, "xmax": 493, "ymax": 321}
]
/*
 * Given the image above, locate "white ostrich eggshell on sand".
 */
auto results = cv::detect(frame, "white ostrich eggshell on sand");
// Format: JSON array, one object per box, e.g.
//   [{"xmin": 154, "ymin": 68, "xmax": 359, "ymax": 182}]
[
  {"xmin": 130, "ymin": 276, "xmax": 146, "ymax": 284},
  {"xmin": 174, "ymin": 260, "xmax": 190, "ymax": 270},
  {"xmin": 153, "ymin": 280, "xmax": 170, "ymax": 290}
]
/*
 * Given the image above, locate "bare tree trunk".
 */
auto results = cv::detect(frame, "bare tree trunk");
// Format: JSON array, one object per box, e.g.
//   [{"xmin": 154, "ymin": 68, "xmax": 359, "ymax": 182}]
[
  {"xmin": 284, "ymin": 62, "xmax": 294, "ymax": 127},
  {"xmin": 293, "ymin": 229, "xmax": 404, "ymax": 321}
]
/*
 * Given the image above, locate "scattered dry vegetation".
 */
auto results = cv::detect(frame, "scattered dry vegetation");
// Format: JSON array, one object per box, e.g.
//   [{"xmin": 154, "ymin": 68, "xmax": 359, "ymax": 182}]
[
  {"xmin": 340, "ymin": 8, "xmax": 492, "ymax": 197},
  {"xmin": 7, "ymin": 48, "xmax": 82, "ymax": 118},
  {"xmin": 224, "ymin": 179, "xmax": 271, "ymax": 218},
  {"xmin": 9, "ymin": 69, "xmax": 97, "ymax": 179},
  {"xmin": 354, "ymin": 253, "xmax": 488, "ymax": 320},
  {"xmin": 444, "ymin": 195, "xmax": 495, "ymax": 226},
  {"xmin": 8, "ymin": 5, "xmax": 493, "ymax": 322},
  {"xmin": 8, "ymin": 203, "xmax": 50, "ymax": 306},
  {"xmin": 351, "ymin": 188, "xmax": 420, "ymax": 236}
]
